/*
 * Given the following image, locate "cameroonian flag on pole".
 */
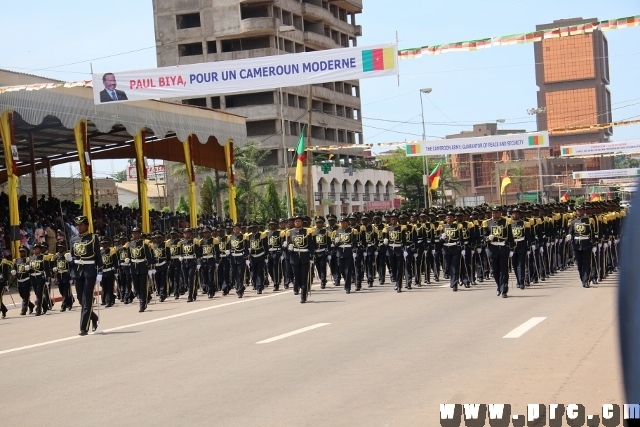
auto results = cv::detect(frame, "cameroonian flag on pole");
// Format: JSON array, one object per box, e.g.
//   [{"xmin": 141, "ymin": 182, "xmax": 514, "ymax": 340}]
[
  {"xmin": 500, "ymin": 171, "xmax": 511, "ymax": 195},
  {"xmin": 295, "ymin": 124, "xmax": 306, "ymax": 185},
  {"xmin": 362, "ymin": 47, "xmax": 396, "ymax": 72},
  {"xmin": 428, "ymin": 161, "xmax": 442, "ymax": 191},
  {"xmin": 561, "ymin": 192, "xmax": 569, "ymax": 203}
]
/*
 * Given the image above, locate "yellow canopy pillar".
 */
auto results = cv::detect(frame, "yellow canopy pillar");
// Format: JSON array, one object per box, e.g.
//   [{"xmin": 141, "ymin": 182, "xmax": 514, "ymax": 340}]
[
  {"xmin": 73, "ymin": 120, "xmax": 94, "ymax": 232},
  {"xmin": 182, "ymin": 135, "xmax": 198, "ymax": 227},
  {"xmin": 0, "ymin": 111, "xmax": 21, "ymax": 257},
  {"xmin": 223, "ymin": 139, "xmax": 238, "ymax": 223},
  {"xmin": 133, "ymin": 130, "xmax": 150, "ymax": 232}
]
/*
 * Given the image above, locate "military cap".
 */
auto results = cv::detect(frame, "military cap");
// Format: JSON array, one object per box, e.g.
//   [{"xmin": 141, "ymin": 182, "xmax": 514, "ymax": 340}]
[
  {"xmin": 74, "ymin": 215, "xmax": 89, "ymax": 225},
  {"xmin": 361, "ymin": 215, "xmax": 369, "ymax": 220},
  {"xmin": 340, "ymin": 216, "xmax": 349, "ymax": 222},
  {"xmin": 100, "ymin": 236, "xmax": 112, "ymax": 244},
  {"xmin": 19, "ymin": 245, "xmax": 29, "ymax": 253},
  {"xmin": 56, "ymin": 242, "xmax": 66, "ymax": 248},
  {"xmin": 575, "ymin": 204, "xmax": 585, "ymax": 210},
  {"xmin": 232, "ymin": 222, "xmax": 241, "ymax": 227},
  {"xmin": 511, "ymin": 207, "xmax": 522, "ymax": 213},
  {"xmin": 490, "ymin": 206, "xmax": 502, "ymax": 211},
  {"xmin": 446, "ymin": 211, "xmax": 456, "ymax": 216},
  {"xmin": 387, "ymin": 212, "xmax": 398, "ymax": 218},
  {"xmin": 169, "ymin": 228, "xmax": 179, "ymax": 234},
  {"xmin": 269, "ymin": 219, "xmax": 278, "ymax": 225},
  {"xmin": 183, "ymin": 228, "xmax": 192, "ymax": 233},
  {"xmin": 315, "ymin": 216, "xmax": 325, "ymax": 223},
  {"xmin": 202, "ymin": 226, "xmax": 212, "ymax": 232},
  {"xmin": 132, "ymin": 227, "xmax": 141, "ymax": 232}
]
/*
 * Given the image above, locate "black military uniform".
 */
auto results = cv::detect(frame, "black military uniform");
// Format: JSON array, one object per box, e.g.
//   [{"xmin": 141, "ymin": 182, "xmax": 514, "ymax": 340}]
[
  {"xmin": 510, "ymin": 208, "xmax": 532, "ymax": 290},
  {"xmin": 100, "ymin": 237, "xmax": 118, "ymax": 307},
  {"xmin": 53, "ymin": 242, "xmax": 74, "ymax": 311},
  {"xmin": 287, "ymin": 214, "xmax": 315, "ymax": 303},
  {"xmin": 70, "ymin": 215, "xmax": 100, "ymax": 335},
  {"xmin": 383, "ymin": 213, "xmax": 406, "ymax": 293},
  {"xmin": 129, "ymin": 228, "xmax": 154, "ymax": 311},
  {"xmin": 266, "ymin": 220, "xmax": 283, "ymax": 291},
  {"xmin": 229, "ymin": 224, "xmax": 249, "ymax": 298},
  {"xmin": 313, "ymin": 216, "xmax": 330, "ymax": 289},
  {"xmin": 116, "ymin": 235, "xmax": 132, "ymax": 303},
  {"xmin": 215, "ymin": 229, "xmax": 231, "ymax": 295},
  {"xmin": 167, "ymin": 229, "xmax": 183, "ymax": 298},
  {"xmin": 12, "ymin": 246, "xmax": 34, "ymax": 315},
  {"xmin": 0, "ymin": 256, "xmax": 12, "ymax": 318},
  {"xmin": 198, "ymin": 227, "xmax": 216, "ymax": 298},
  {"xmin": 372, "ymin": 215, "xmax": 387, "ymax": 285},
  {"xmin": 335, "ymin": 216, "xmax": 359, "ymax": 293},
  {"xmin": 569, "ymin": 205, "xmax": 596, "ymax": 287},
  {"xmin": 327, "ymin": 215, "xmax": 341, "ymax": 286},
  {"xmin": 359, "ymin": 216, "xmax": 378, "ymax": 288},
  {"xmin": 27, "ymin": 244, "xmax": 50, "ymax": 316},
  {"xmin": 180, "ymin": 228, "xmax": 199, "ymax": 302},
  {"xmin": 248, "ymin": 223, "xmax": 268, "ymax": 294},
  {"xmin": 440, "ymin": 212, "xmax": 463, "ymax": 292},
  {"xmin": 482, "ymin": 207, "xmax": 514, "ymax": 298}
]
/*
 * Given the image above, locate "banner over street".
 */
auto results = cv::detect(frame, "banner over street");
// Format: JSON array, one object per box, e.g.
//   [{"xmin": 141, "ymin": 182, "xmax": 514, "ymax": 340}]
[
  {"xmin": 405, "ymin": 131, "xmax": 549, "ymax": 157},
  {"xmin": 92, "ymin": 44, "xmax": 397, "ymax": 105}
]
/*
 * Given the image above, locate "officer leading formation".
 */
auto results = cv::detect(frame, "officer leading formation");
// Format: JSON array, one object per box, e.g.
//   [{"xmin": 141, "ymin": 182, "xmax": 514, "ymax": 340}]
[{"xmin": 1, "ymin": 201, "xmax": 625, "ymax": 332}]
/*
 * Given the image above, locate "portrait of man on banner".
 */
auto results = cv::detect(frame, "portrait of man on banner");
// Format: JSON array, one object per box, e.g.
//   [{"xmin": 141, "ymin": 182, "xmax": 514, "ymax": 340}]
[{"xmin": 99, "ymin": 72, "xmax": 128, "ymax": 103}]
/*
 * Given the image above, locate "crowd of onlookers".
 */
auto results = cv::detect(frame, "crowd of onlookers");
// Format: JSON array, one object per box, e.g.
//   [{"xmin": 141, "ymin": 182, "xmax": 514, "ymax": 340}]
[{"xmin": 0, "ymin": 193, "xmax": 221, "ymax": 256}]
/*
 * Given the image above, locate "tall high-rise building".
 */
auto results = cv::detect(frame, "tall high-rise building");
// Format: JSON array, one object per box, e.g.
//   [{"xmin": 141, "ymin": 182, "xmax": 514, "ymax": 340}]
[
  {"xmin": 152, "ymin": 0, "xmax": 364, "ymax": 167},
  {"xmin": 533, "ymin": 18, "xmax": 613, "ymax": 179}
]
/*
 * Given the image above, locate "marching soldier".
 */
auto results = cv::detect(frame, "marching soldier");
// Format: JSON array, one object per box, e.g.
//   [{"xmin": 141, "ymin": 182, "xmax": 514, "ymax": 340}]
[
  {"xmin": 457, "ymin": 211, "xmax": 474, "ymax": 289},
  {"xmin": 359, "ymin": 215, "xmax": 378, "ymax": 288},
  {"xmin": 335, "ymin": 215, "xmax": 359, "ymax": 293},
  {"xmin": 229, "ymin": 223, "xmax": 249, "ymax": 298},
  {"xmin": 129, "ymin": 227, "xmax": 153, "ymax": 312},
  {"xmin": 482, "ymin": 206, "xmax": 514, "ymax": 298},
  {"xmin": 383, "ymin": 212, "xmax": 406, "ymax": 293},
  {"xmin": 439, "ymin": 211, "xmax": 463, "ymax": 292},
  {"xmin": 327, "ymin": 214, "xmax": 341, "ymax": 287},
  {"xmin": 373, "ymin": 214, "xmax": 387, "ymax": 285},
  {"xmin": 100, "ymin": 237, "xmax": 118, "ymax": 307},
  {"xmin": 400, "ymin": 214, "xmax": 418, "ymax": 290},
  {"xmin": 1, "ymin": 254, "xmax": 12, "ymax": 318},
  {"xmin": 510, "ymin": 208, "xmax": 531, "ymax": 289},
  {"xmin": 179, "ymin": 228, "xmax": 199, "ymax": 302},
  {"xmin": 286, "ymin": 214, "xmax": 315, "ymax": 303},
  {"xmin": 266, "ymin": 219, "xmax": 283, "ymax": 291},
  {"xmin": 151, "ymin": 231, "xmax": 170, "ymax": 301},
  {"xmin": 11, "ymin": 246, "xmax": 35, "ymax": 315},
  {"xmin": 248, "ymin": 222, "xmax": 268, "ymax": 294},
  {"xmin": 29, "ymin": 243, "xmax": 51, "ymax": 316},
  {"xmin": 313, "ymin": 216, "xmax": 330, "ymax": 289},
  {"xmin": 167, "ymin": 228, "xmax": 183, "ymax": 299},
  {"xmin": 116, "ymin": 234, "xmax": 132, "ymax": 303},
  {"xmin": 569, "ymin": 204, "xmax": 596, "ymax": 288},
  {"xmin": 53, "ymin": 242, "xmax": 74, "ymax": 311},
  {"xmin": 215, "ymin": 227, "xmax": 232, "ymax": 295},
  {"xmin": 198, "ymin": 227, "xmax": 216, "ymax": 298},
  {"xmin": 67, "ymin": 215, "xmax": 100, "ymax": 336}
]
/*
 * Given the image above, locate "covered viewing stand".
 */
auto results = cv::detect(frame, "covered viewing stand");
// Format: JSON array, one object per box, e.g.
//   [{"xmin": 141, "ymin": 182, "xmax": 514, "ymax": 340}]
[{"xmin": 0, "ymin": 84, "xmax": 246, "ymax": 257}]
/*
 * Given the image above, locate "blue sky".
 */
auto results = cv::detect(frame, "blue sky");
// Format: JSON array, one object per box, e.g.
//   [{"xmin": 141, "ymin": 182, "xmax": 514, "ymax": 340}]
[{"xmin": 3, "ymin": 0, "xmax": 639, "ymax": 177}]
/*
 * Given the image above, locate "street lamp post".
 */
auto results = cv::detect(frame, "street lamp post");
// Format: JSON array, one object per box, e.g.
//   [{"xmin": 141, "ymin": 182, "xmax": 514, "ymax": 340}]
[
  {"xmin": 528, "ymin": 107, "xmax": 547, "ymax": 204},
  {"xmin": 419, "ymin": 88, "xmax": 432, "ymax": 208}
]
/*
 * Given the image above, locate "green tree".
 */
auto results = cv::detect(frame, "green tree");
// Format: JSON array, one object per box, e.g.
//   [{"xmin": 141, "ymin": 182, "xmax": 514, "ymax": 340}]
[
  {"xmin": 200, "ymin": 176, "xmax": 216, "ymax": 216},
  {"xmin": 176, "ymin": 194, "xmax": 190, "ymax": 214},
  {"xmin": 507, "ymin": 165, "xmax": 535, "ymax": 199},
  {"xmin": 615, "ymin": 154, "xmax": 640, "ymax": 169},
  {"xmin": 111, "ymin": 170, "xmax": 127, "ymax": 182},
  {"xmin": 379, "ymin": 149, "xmax": 426, "ymax": 209},
  {"xmin": 293, "ymin": 195, "xmax": 307, "ymax": 215},
  {"xmin": 261, "ymin": 178, "xmax": 285, "ymax": 221},
  {"xmin": 161, "ymin": 206, "xmax": 170, "ymax": 214},
  {"xmin": 234, "ymin": 140, "xmax": 276, "ymax": 221},
  {"xmin": 129, "ymin": 199, "xmax": 139, "ymax": 209}
]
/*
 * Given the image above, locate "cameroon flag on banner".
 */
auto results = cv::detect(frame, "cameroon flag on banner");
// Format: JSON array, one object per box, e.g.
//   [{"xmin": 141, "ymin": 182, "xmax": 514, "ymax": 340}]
[
  {"xmin": 295, "ymin": 124, "xmax": 306, "ymax": 185},
  {"xmin": 362, "ymin": 47, "xmax": 396, "ymax": 72}
]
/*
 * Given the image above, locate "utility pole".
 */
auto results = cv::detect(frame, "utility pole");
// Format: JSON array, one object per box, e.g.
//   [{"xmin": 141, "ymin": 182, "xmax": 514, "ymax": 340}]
[{"xmin": 306, "ymin": 85, "xmax": 313, "ymax": 216}]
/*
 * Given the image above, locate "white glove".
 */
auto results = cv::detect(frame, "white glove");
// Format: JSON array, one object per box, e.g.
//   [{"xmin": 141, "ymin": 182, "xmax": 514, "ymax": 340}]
[
  {"xmin": 615, "ymin": 239, "xmax": 620, "ymax": 244},
  {"xmin": 282, "ymin": 242, "xmax": 287, "ymax": 248},
  {"xmin": 178, "ymin": 257, "xmax": 183, "ymax": 262},
  {"xmin": 440, "ymin": 233, "xmax": 446, "ymax": 240},
  {"xmin": 509, "ymin": 251, "xmax": 514, "ymax": 258},
  {"xmin": 327, "ymin": 255, "xmax": 331, "ymax": 262},
  {"xmin": 310, "ymin": 259, "xmax": 314, "ymax": 265},
  {"xmin": 148, "ymin": 271, "xmax": 154, "ymax": 278},
  {"xmin": 540, "ymin": 247, "xmax": 544, "ymax": 253},
  {"xmin": 334, "ymin": 237, "xmax": 340, "ymax": 244},
  {"xmin": 125, "ymin": 257, "xmax": 131, "ymax": 264},
  {"xmin": 604, "ymin": 242, "xmax": 609, "ymax": 249},
  {"xmin": 11, "ymin": 270, "xmax": 16, "ymax": 276},
  {"xmin": 487, "ymin": 235, "xmax": 495, "ymax": 241},
  {"xmin": 225, "ymin": 250, "xmax": 230, "ymax": 255},
  {"xmin": 364, "ymin": 252, "xmax": 368, "ymax": 258},
  {"xmin": 598, "ymin": 243, "xmax": 602, "ymax": 248},
  {"xmin": 245, "ymin": 260, "xmax": 250, "ymax": 267},
  {"xmin": 592, "ymin": 247, "xmax": 597, "ymax": 253},
  {"xmin": 403, "ymin": 251, "xmax": 408, "ymax": 257},
  {"xmin": 383, "ymin": 238, "xmax": 389, "ymax": 245},
  {"xmin": 413, "ymin": 253, "xmax": 418, "ymax": 259},
  {"xmin": 96, "ymin": 274, "xmax": 102, "ymax": 283},
  {"xmin": 431, "ymin": 250, "xmax": 436, "ymax": 255},
  {"xmin": 531, "ymin": 245, "xmax": 536, "ymax": 251},
  {"xmin": 461, "ymin": 250, "xmax": 466, "ymax": 257},
  {"xmin": 288, "ymin": 244, "xmax": 293, "ymax": 251},
  {"xmin": 52, "ymin": 267, "xmax": 58, "ymax": 272},
  {"xmin": 565, "ymin": 235, "xmax": 571, "ymax": 242},
  {"xmin": 64, "ymin": 253, "xmax": 72, "ymax": 262},
  {"xmin": 352, "ymin": 253, "xmax": 357, "ymax": 260},
  {"xmin": 45, "ymin": 281, "xmax": 50, "ymax": 287},
  {"xmin": 476, "ymin": 248, "xmax": 482, "ymax": 254},
  {"xmin": 526, "ymin": 251, "xmax": 530, "ymax": 256},
  {"xmin": 196, "ymin": 265, "xmax": 201, "ymax": 271},
  {"xmin": 546, "ymin": 242, "xmax": 550, "ymax": 247},
  {"xmin": 374, "ymin": 251, "xmax": 378, "ymax": 257},
  {"xmin": 24, "ymin": 265, "xmax": 30, "ymax": 271}
]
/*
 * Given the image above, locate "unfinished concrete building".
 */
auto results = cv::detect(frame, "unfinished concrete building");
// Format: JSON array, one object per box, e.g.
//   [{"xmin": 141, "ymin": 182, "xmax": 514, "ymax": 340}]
[{"xmin": 152, "ymin": 0, "xmax": 364, "ymax": 167}]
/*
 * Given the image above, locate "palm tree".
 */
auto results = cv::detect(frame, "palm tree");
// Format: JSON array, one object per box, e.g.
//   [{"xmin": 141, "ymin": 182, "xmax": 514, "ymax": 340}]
[
  {"xmin": 507, "ymin": 165, "xmax": 535, "ymax": 203},
  {"xmin": 234, "ymin": 140, "xmax": 277, "ymax": 221},
  {"xmin": 428, "ymin": 159, "xmax": 465, "ymax": 206}
]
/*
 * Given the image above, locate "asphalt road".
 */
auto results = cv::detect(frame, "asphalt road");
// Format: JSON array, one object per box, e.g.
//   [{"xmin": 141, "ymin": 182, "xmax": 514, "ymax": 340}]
[{"xmin": 1, "ymin": 269, "xmax": 622, "ymax": 426}]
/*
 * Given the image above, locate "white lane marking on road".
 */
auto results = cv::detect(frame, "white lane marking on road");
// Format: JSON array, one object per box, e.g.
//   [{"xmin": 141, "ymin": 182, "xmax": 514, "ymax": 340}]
[
  {"xmin": 503, "ymin": 317, "xmax": 546, "ymax": 338},
  {"xmin": 257, "ymin": 323, "xmax": 330, "ymax": 344},
  {"xmin": 0, "ymin": 291, "xmax": 292, "ymax": 357}
]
